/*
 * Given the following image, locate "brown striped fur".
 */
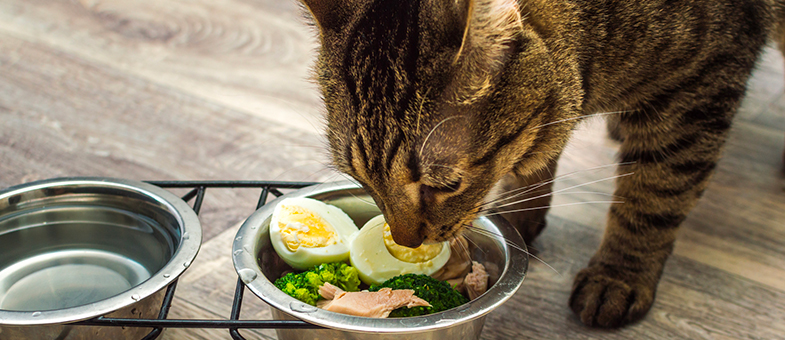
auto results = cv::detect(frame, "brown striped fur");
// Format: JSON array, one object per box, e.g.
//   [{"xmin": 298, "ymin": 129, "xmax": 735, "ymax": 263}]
[{"xmin": 302, "ymin": 0, "xmax": 785, "ymax": 327}]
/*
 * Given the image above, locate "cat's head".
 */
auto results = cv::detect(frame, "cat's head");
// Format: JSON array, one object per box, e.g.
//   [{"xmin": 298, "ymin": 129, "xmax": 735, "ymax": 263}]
[{"xmin": 304, "ymin": 0, "xmax": 581, "ymax": 247}]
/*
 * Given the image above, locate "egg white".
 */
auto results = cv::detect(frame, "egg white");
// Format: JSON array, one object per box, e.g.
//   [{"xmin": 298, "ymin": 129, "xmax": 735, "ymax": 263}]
[
  {"xmin": 269, "ymin": 197, "xmax": 359, "ymax": 270},
  {"xmin": 349, "ymin": 214, "xmax": 451, "ymax": 285}
]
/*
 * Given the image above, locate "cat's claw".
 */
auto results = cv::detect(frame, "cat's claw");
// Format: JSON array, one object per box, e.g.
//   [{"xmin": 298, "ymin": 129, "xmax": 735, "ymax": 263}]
[{"xmin": 569, "ymin": 264, "xmax": 656, "ymax": 328}]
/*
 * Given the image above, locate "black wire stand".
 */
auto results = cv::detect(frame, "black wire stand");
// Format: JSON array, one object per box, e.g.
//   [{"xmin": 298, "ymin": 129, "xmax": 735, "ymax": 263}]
[{"xmin": 70, "ymin": 180, "xmax": 327, "ymax": 339}]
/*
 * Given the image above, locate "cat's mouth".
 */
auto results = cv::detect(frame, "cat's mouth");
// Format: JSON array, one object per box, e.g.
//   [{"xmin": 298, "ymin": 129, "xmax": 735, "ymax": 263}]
[
  {"xmin": 383, "ymin": 209, "xmax": 475, "ymax": 247},
  {"xmin": 400, "ymin": 206, "xmax": 481, "ymax": 247}
]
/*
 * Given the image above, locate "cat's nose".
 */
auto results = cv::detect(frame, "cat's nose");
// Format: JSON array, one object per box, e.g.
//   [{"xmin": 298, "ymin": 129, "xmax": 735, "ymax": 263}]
[{"xmin": 390, "ymin": 222, "xmax": 424, "ymax": 248}]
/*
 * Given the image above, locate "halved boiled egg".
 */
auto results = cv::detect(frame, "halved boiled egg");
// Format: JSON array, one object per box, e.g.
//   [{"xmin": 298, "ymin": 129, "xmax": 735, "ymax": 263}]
[
  {"xmin": 350, "ymin": 215, "xmax": 451, "ymax": 285},
  {"xmin": 270, "ymin": 197, "xmax": 359, "ymax": 271}
]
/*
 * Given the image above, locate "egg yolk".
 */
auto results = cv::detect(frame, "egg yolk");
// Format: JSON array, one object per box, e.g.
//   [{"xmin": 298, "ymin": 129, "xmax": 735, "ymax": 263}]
[
  {"xmin": 277, "ymin": 205, "xmax": 338, "ymax": 251},
  {"xmin": 382, "ymin": 223, "xmax": 443, "ymax": 263}
]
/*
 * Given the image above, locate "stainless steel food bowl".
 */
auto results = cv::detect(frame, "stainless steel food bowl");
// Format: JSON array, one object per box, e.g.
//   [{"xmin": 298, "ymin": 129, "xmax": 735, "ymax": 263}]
[
  {"xmin": 0, "ymin": 177, "xmax": 201, "ymax": 339},
  {"xmin": 232, "ymin": 181, "xmax": 528, "ymax": 340}
]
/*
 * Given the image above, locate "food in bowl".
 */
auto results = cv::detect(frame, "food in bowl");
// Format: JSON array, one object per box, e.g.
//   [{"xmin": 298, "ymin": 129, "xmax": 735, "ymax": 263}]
[
  {"xmin": 275, "ymin": 265, "xmax": 468, "ymax": 318},
  {"xmin": 234, "ymin": 182, "xmax": 528, "ymax": 338},
  {"xmin": 269, "ymin": 197, "xmax": 359, "ymax": 270},
  {"xmin": 317, "ymin": 281, "xmax": 431, "ymax": 318},
  {"xmin": 268, "ymin": 198, "xmax": 489, "ymax": 318},
  {"xmin": 367, "ymin": 273, "xmax": 469, "ymax": 317},
  {"xmin": 349, "ymin": 215, "xmax": 451, "ymax": 285},
  {"xmin": 273, "ymin": 262, "xmax": 361, "ymax": 306}
]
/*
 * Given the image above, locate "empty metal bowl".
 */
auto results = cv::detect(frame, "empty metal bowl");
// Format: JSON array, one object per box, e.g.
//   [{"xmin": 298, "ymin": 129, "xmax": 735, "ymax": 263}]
[
  {"xmin": 0, "ymin": 177, "xmax": 201, "ymax": 339},
  {"xmin": 232, "ymin": 181, "xmax": 528, "ymax": 340}
]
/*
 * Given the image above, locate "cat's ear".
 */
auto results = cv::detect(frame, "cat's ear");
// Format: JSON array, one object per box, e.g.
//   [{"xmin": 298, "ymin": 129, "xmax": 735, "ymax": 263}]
[
  {"xmin": 300, "ymin": 0, "xmax": 353, "ymax": 33},
  {"xmin": 453, "ymin": 0, "xmax": 524, "ymax": 64},
  {"xmin": 448, "ymin": 0, "xmax": 524, "ymax": 103}
]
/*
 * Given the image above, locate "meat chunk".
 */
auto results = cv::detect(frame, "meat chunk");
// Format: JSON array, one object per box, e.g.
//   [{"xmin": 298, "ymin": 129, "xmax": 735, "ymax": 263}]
[
  {"xmin": 318, "ymin": 281, "xmax": 341, "ymax": 300},
  {"xmin": 431, "ymin": 235, "xmax": 472, "ymax": 281},
  {"xmin": 463, "ymin": 261, "xmax": 489, "ymax": 300},
  {"xmin": 317, "ymin": 283, "xmax": 431, "ymax": 318}
]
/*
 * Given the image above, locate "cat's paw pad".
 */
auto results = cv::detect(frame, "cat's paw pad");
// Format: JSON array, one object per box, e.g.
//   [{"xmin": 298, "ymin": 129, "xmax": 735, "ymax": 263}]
[{"xmin": 568, "ymin": 264, "xmax": 655, "ymax": 327}]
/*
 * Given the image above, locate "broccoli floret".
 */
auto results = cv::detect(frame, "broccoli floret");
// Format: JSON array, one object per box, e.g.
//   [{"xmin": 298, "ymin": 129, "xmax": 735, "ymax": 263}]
[
  {"xmin": 368, "ymin": 274, "xmax": 469, "ymax": 317},
  {"xmin": 274, "ymin": 262, "xmax": 361, "ymax": 305}
]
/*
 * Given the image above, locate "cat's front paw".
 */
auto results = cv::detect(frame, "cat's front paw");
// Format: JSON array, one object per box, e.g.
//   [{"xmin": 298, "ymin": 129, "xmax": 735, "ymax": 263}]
[{"xmin": 569, "ymin": 263, "xmax": 656, "ymax": 327}]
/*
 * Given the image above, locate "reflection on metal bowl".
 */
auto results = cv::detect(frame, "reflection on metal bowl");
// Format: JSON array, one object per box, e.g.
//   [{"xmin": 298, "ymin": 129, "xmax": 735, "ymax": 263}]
[
  {"xmin": 232, "ymin": 181, "xmax": 528, "ymax": 340},
  {"xmin": 0, "ymin": 178, "xmax": 201, "ymax": 340}
]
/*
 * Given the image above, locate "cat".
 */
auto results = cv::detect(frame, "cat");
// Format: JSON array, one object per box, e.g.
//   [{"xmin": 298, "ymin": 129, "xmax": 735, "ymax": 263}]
[{"xmin": 299, "ymin": 0, "xmax": 785, "ymax": 328}]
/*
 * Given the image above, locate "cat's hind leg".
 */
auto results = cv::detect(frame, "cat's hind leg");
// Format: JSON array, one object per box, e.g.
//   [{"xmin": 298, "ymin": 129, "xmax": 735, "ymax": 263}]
[
  {"xmin": 495, "ymin": 158, "xmax": 560, "ymax": 244},
  {"xmin": 569, "ymin": 67, "xmax": 750, "ymax": 327}
]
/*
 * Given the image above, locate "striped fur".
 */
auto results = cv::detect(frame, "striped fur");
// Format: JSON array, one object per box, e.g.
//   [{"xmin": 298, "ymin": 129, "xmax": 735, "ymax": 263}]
[{"xmin": 302, "ymin": 0, "xmax": 785, "ymax": 327}]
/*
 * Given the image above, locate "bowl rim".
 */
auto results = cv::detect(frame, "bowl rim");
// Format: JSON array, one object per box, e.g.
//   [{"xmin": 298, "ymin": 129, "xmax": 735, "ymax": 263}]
[
  {"xmin": 0, "ymin": 177, "xmax": 202, "ymax": 326},
  {"xmin": 232, "ymin": 181, "xmax": 528, "ymax": 334}
]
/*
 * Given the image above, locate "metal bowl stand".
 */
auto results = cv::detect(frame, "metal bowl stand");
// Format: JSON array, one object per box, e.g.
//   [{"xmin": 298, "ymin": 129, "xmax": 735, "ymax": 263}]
[{"xmin": 70, "ymin": 180, "xmax": 325, "ymax": 340}]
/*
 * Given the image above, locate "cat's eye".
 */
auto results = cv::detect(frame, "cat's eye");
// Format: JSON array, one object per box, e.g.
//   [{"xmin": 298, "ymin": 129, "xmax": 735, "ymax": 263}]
[
  {"xmin": 441, "ymin": 178, "xmax": 462, "ymax": 193},
  {"xmin": 423, "ymin": 178, "xmax": 462, "ymax": 195}
]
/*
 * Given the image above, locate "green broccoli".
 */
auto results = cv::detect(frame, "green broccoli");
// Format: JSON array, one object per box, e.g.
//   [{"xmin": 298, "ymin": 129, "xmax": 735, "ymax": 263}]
[
  {"xmin": 274, "ymin": 262, "xmax": 361, "ymax": 305},
  {"xmin": 368, "ymin": 274, "xmax": 469, "ymax": 317}
]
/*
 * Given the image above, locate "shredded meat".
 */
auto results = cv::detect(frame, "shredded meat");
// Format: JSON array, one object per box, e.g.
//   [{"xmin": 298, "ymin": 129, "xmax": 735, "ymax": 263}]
[
  {"xmin": 318, "ymin": 281, "xmax": 341, "ymax": 300},
  {"xmin": 317, "ymin": 283, "xmax": 431, "ymax": 318},
  {"xmin": 463, "ymin": 261, "xmax": 489, "ymax": 300},
  {"xmin": 431, "ymin": 235, "xmax": 472, "ymax": 281}
]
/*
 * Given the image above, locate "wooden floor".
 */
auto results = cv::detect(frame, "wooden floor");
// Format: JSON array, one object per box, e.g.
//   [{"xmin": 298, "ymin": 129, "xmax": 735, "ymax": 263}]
[{"xmin": 1, "ymin": 1, "xmax": 784, "ymax": 339}]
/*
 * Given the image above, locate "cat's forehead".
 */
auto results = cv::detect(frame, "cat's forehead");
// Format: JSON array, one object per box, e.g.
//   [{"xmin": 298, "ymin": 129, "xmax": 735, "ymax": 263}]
[{"xmin": 334, "ymin": 3, "xmax": 459, "ymax": 110}]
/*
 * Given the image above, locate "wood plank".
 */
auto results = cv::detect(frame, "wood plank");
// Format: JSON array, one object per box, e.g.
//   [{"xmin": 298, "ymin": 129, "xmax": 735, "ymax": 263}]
[
  {"xmin": 161, "ymin": 223, "xmax": 278, "ymax": 340},
  {"xmin": 0, "ymin": 0, "xmax": 324, "ymax": 135},
  {"xmin": 0, "ymin": 32, "xmax": 332, "ymax": 241}
]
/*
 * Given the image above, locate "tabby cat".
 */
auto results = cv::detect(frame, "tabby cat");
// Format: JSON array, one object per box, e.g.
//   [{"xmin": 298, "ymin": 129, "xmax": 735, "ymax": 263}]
[{"xmin": 300, "ymin": 0, "xmax": 785, "ymax": 327}]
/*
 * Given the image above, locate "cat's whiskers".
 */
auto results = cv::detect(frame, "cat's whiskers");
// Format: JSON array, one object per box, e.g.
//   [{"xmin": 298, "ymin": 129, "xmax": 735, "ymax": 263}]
[
  {"xmin": 482, "ymin": 190, "xmax": 625, "ymax": 214},
  {"xmin": 415, "ymin": 88, "xmax": 431, "ymax": 134},
  {"xmin": 298, "ymin": 168, "xmax": 340, "ymax": 186},
  {"xmin": 480, "ymin": 182, "xmax": 546, "ymax": 209},
  {"xmin": 478, "ymin": 163, "xmax": 634, "ymax": 209},
  {"xmin": 551, "ymin": 191, "xmax": 626, "ymax": 199},
  {"xmin": 331, "ymin": 173, "xmax": 378, "ymax": 206},
  {"xmin": 488, "ymin": 172, "xmax": 632, "ymax": 210},
  {"xmin": 461, "ymin": 223, "xmax": 561, "ymax": 277},
  {"xmin": 484, "ymin": 163, "xmax": 629, "ymax": 206},
  {"xmin": 305, "ymin": 162, "xmax": 379, "ymax": 207},
  {"xmin": 481, "ymin": 200, "xmax": 624, "ymax": 217},
  {"xmin": 363, "ymin": 220, "xmax": 386, "ymax": 233},
  {"xmin": 260, "ymin": 158, "xmax": 332, "ymax": 186},
  {"xmin": 418, "ymin": 115, "xmax": 467, "ymax": 159},
  {"xmin": 451, "ymin": 231, "xmax": 486, "ymax": 258}
]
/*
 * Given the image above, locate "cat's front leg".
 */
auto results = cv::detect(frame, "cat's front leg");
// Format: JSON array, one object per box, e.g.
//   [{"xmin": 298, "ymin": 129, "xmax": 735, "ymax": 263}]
[
  {"xmin": 569, "ymin": 206, "xmax": 676, "ymax": 327},
  {"xmin": 570, "ymin": 80, "xmax": 744, "ymax": 326}
]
